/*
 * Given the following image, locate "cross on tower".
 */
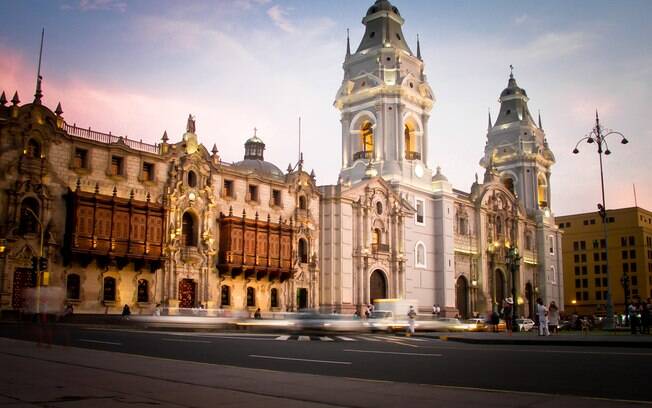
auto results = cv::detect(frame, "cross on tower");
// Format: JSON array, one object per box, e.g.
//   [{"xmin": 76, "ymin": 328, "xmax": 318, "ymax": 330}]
[
  {"xmin": 509, "ymin": 64, "xmax": 514, "ymax": 78},
  {"xmin": 253, "ymin": 127, "xmax": 258, "ymax": 136}
]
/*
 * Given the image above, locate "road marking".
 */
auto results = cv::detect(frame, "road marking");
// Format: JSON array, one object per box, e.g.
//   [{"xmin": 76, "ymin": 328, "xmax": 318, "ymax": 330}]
[
  {"xmin": 382, "ymin": 339, "xmax": 420, "ymax": 348},
  {"xmin": 298, "ymin": 336, "xmax": 310, "ymax": 341},
  {"xmin": 344, "ymin": 349, "xmax": 442, "ymax": 357},
  {"xmin": 249, "ymin": 354, "xmax": 352, "ymax": 365},
  {"xmin": 161, "ymin": 338, "xmax": 211, "ymax": 344},
  {"xmin": 275, "ymin": 335, "xmax": 290, "ymax": 341},
  {"xmin": 360, "ymin": 336, "xmax": 382, "ymax": 342},
  {"xmin": 336, "ymin": 336, "xmax": 356, "ymax": 341},
  {"xmin": 319, "ymin": 336, "xmax": 334, "ymax": 341},
  {"xmin": 78, "ymin": 339, "xmax": 122, "ymax": 346}
]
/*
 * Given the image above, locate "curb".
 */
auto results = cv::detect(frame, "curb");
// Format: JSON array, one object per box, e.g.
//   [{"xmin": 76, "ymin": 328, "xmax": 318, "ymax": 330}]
[{"xmin": 423, "ymin": 335, "xmax": 652, "ymax": 348}]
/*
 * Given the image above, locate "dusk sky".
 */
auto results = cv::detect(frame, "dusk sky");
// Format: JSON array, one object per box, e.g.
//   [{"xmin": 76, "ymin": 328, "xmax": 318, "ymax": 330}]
[{"xmin": 1, "ymin": 0, "xmax": 650, "ymax": 216}]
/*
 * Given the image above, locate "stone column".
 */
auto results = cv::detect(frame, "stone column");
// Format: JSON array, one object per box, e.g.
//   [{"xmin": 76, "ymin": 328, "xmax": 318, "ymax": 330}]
[
  {"xmin": 422, "ymin": 113, "xmax": 430, "ymax": 165},
  {"xmin": 398, "ymin": 105, "xmax": 405, "ymax": 162}
]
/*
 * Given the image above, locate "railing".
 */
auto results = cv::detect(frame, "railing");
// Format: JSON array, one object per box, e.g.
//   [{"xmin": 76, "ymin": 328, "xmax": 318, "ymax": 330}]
[
  {"xmin": 405, "ymin": 151, "xmax": 421, "ymax": 160},
  {"xmin": 353, "ymin": 151, "xmax": 373, "ymax": 160},
  {"xmin": 64, "ymin": 122, "xmax": 159, "ymax": 154}
]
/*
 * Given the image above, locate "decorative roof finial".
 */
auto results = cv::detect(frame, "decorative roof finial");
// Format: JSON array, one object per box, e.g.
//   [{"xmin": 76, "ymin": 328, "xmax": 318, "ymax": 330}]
[
  {"xmin": 55, "ymin": 102, "xmax": 63, "ymax": 116},
  {"xmin": 488, "ymin": 108, "xmax": 492, "ymax": 131},
  {"xmin": 11, "ymin": 91, "xmax": 20, "ymax": 106},
  {"xmin": 130, "ymin": 189, "xmax": 135, "ymax": 200},
  {"xmin": 161, "ymin": 130, "xmax": 168, "ymax": 143},
  {"xmin": 211, "ymin": 144, "xmax": 218, "ymax": 155},
  {"xmin": 253, "ymin": 126, "xmax": 257, "ymax": 137},
  {"xmin": 346, "ymin": 28, "xmax": 351, "ymax": 56},
  {"xmin": 76, "ymin": 177, "xmax": 81, "ymax": 191},
  {"xmin": 112, "ymin": 185, "xmax": 117, "ymax": 196},
  {"xmin": 0, "ymin": 91, "xmax": 7, "ymax": 106},
  {"xmin": 509, "ymin": 64, "xmax": 514, "ymax": 79},
  {"xmin": 538, "ymin": 110, "xmax": 543, "ymax": 130},
  {"xmin": 34, "ymin": 28, "xmax": 45, "ymax": 104},
  {"xmin": 94, "ymin": 182, "xmax": 100, "ymax": 194},
  {"xmin": 416, "ymin": 34, "xmax": 422, "ymax": 60}
]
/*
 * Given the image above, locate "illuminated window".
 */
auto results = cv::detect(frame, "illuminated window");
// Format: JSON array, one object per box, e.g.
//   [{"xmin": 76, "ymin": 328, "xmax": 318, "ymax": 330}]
[
  {"xmin": 537, "ymin": 174, "xmax": 548, "ymax": 208},
  {"xmin": 142, "ymin": 162, "xmax": 154, "ymax": 181},
  {"xmin": 404, "ymin": 123, "xmax": 419, "ymax": 160},
  {"xmin": 223, "ymin": 180, "xmax": 233, "ymax": 198},
  {"xmin": 372, "ymin": 228, "xmax": 382, "ymax": 246},
  {"xmin": 362, "ymin": 122, "xmax": 374, "ymax": 154}
]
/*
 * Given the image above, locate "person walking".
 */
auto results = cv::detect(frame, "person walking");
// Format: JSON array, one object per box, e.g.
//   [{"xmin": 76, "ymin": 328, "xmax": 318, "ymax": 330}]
[
  {"xmin": 406, "ymin": 305, "xmax": 417, "ymax": 337},
  {"xmin": 642, "ymin": 298, "xmax": 651, "ymax": 335},
  {"xmin": 629, "ymin": 298, "xmax": 641, "ymax": 334},
  {"xmin": 503, "ymin": 298, "xmax": 514, "ymax": 335},
  {"xmin": 548, "ymin": 301, "xmax": 560, "ymax": 335},
  {"xmin": 254, "ymin": 308, "xmax": 262, "ymax": 319},
  {"xmin": 536, "ymin": 298, "xmax": 549, "ymax": 336}
]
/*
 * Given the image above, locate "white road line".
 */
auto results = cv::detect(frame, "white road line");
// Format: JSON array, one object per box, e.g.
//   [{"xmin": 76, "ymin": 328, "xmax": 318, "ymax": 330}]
[
  {"xmin": 336, "ymin": 336, "xmax": 356, "ymax": 341},
  {"xmin": 78, "ymin": 339, "xmax": 122, "ymax": 346},
  {"xmin": 275, "ymin": 335, "xmax": 290, "ymax": 341},
  {"xmin": 344, "ymin": 349, "xmax": 442, "ymax": 357},
  {"xmin": 249, "ymin": 354, "xmax": 352, "ymax": 365},
  {"xmin": 161, "ymin": 338, "xmax": 211, "ymax": 344},
  {"xmin": 319, "ymin": 336, "xmax": 334, "ymax": 341},
  {"xmin": 298, "ymin": 336, "xmax": 311, "ymax": 341},
  {"xmin": 359, "ymin": 336, "xmax": 382, "ymax": 342}
]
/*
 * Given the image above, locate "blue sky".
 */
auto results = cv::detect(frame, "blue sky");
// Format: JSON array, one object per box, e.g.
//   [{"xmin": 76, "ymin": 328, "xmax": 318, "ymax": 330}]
[{"xmin": 1, "ymin": 0, "xmax": 651, "ymax": 215}]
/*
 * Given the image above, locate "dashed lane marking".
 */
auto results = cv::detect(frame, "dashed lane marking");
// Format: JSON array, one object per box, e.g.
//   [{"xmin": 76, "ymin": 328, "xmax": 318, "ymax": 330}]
[
  {"xmin": 78, "ymin": 339, "xmax": 122, "ymax": 346},
  {"xmin": 275, "ymin": 335, "xmax": 291, "ymax": 341},
  {"xmin": 343, "ymin": 349, "xmax": 442, "ymax": 357},
  {"xmin": 336, "ymin": 336, "xmax": 356, "ymax": 341},
  {"xmin": 161, "ymin": 338, "xmax": 211, "ymax": 344},
  {"xmin": 319, "ymin": 336, "xmax": 334, "ymax": 341},
  {"xmin": 249, "ymin": 354, "xmax": 352, "ymax": 365}
]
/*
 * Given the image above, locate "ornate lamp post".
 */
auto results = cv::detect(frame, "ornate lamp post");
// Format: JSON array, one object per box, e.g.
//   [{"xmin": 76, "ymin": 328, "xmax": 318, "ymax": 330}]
[
  {"xmin": 506, "ymin": 244, "xmax": 521, "ymax": 331},
  {"xmin": 572, "ymin": 111, "xmax": 628, "ymax": 330}
]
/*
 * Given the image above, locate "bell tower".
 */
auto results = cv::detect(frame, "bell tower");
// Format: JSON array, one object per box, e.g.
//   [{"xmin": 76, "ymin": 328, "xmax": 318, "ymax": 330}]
[
  {"xmin": 335, "ymin": 0, "xmax": 435, "ymax": 189},
  {"xmin": 481, "ymin": 68, "xmax": 556, "ymax": 214}
]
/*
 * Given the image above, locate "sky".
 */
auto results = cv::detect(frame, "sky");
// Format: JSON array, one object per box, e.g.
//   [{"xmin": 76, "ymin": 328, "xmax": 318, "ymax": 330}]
[{"xmin": 1, "ymin": 0, "xmax": 651, "ymax": 216}]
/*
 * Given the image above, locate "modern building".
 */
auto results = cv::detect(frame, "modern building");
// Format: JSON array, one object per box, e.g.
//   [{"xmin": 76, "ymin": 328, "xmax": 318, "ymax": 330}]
[
  {"xmin": 0, "ymin": 91, "xmax": 320, "ymax": 314},
  {"xmin": 557, "ymin": 207, "xmax": 652, "ymax": 316},
  {"xmin": 320, "ymin": 0, "xmax": 564, "ymax": 317}
]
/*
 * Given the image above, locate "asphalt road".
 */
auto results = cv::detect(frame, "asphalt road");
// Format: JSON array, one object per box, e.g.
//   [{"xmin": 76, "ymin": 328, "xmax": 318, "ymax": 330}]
[{"xmin": 1, "ymin": 322, "xmax": 651, "ymax": 403}]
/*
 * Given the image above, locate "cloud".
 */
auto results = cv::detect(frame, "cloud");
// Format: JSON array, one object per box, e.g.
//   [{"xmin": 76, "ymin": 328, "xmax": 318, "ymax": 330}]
[
  {"xmin": 267, "ymin": 5, "xmax": 295, "ymax": 33},
  {"xmin": 518, "ymin": 31, "xmax": 594, "ymax": 61},
  {"xmin": 514, "ymin": 14, "xmax": 528, "ymax": 25},
  {"xmin": 61, "ymin": 0, "xmax": 127, "ymax": 13}
]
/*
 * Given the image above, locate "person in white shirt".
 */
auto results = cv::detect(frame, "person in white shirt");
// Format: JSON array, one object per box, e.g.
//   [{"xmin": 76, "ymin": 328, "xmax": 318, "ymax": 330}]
[{"xmin": 536, "ymin": 298, "xmax": 549, "ymax": 336}]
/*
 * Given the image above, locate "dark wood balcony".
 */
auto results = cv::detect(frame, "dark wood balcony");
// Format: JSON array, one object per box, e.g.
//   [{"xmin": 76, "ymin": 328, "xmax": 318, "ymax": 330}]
[{"xmin": 405, "ymin": 151, "xmax": 421, "ymax": 160}]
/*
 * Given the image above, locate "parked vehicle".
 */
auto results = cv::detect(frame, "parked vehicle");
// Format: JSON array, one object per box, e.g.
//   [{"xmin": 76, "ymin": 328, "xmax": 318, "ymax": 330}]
[{"xmin": 515, "ymin": 318, "xmax": 535, "ymax": 332}]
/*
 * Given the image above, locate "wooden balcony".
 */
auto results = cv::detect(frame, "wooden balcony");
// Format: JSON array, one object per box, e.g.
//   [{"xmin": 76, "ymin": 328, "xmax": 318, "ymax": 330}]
[
  {"xmin": 405, "ymin": 151, "xmax": 421, "ymax": 160},
  {"xmin": 371, "ymin": 243, "xmax": 390, "ymax": 253}
]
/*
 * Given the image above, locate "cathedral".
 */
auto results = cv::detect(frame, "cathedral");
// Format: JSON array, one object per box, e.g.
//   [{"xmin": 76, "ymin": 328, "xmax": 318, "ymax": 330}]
[{"xmin": 0, "ymin": 0, "xmax": 563, "ymax": 318}]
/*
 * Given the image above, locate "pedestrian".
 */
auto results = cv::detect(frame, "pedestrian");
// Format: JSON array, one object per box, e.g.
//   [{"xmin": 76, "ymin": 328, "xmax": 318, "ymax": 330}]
[
  {"xmin": 642, "ymin": 298, "xmax": 651, "ymax": 335},
  {"xmin": 153, "ymin": 303, "xmax": 161, "ymax": 316},
  {"xmin": 548, "ymin": 301, "xmax": 560, "ymax": 335},
  {"xmin": 435, "ymin": 304, "xmax": 441, "ymax": 317},
  {"xmin": 122, "ymin": 304, "xmax": 131, "ymax": 319},
  {"xmin": 628, "ymin": 298, "xmax": 641, "ymax": 334},
  {"xmin": 490, "ymin": 310, "xmax": 500, "ymax": 332},
  {"xmin": 406, "ymin": 305, "xmax": 417, "ymax": 336},
  {"xmin": 536, "ymin": 298, "xmax": 549, "ymax": 336},
  {"xmin": 63, "ymin": 303, "xmax": 74, "ymax": 320},
  {"xmin": 580, "ymin": 316, "xmax": 590, "ymax": 335},
  {"xmin": 503, "ymin": 298, "xmax": 513, "ymax": 335},
  {"xmin": 432, "ymin": 304, "xmax": 437, "ymax": 315},
  {"xmin": 364, "ymin": 308, "xmax": 370, "ymax": 319},
  {"xmin": 353, "ymin": 310, "xmax": 361, "ymax": 319},
  {"xmin": 254, "ymin": 308, "xmax": 262, "ymax": 319}
]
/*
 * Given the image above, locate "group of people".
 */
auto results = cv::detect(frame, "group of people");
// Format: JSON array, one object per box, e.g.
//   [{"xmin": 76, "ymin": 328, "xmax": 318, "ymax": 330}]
[
  {"xmin": 535, "ymin": 298, "xmax": 560, "ymax": 336},
  {"xmin": 628, "ymin": 297, "xmax": 651, "ymax": 335}
]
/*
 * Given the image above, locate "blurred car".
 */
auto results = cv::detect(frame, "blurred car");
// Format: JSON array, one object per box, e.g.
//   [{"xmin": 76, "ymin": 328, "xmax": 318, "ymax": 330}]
[
  {"xmin": 515, "ymin": 318, "xmax": 535, "ymax": 332},
  {"xmin": 463, "ymin": 318, "xmax": 487, "ymax": 332},
  {"xmin": 293, "ymin": 312, "xmax": 365, "ymax": 332}
]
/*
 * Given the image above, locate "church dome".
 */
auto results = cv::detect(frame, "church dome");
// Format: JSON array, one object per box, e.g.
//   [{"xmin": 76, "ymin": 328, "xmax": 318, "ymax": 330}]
[
  {"xmin": 432, "ymin": 166, "xmax": 448, "ymax": 182},
  {"xmin": 367, "ymin": 0, "xmax": 400, "ymax": 16},
  {"xmin": 232, "ymin": 130, "xmax": 285, "ymax": 178}
]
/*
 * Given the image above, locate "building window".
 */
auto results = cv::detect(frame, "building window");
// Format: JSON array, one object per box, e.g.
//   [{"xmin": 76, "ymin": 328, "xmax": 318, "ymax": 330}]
[
  {"xmin": 137, "ymin": 279, "xmax": 149, "ymax": 303},
  {"xmin": 362, "ymin": 122, "xmax": 374, "ymax": 155},
  {"xmin": 298, "ymin": 238, "xmax": 308, "ymax": 263},
  {"xmin": 549, "ymin": 267, "xmax": 557, "ymax": 284},
  {"xmin": 74, "ymin": 148, "xmax": 88, "ymax": 169},
  {"xmin": 574, "ymin": 254, "xmax": 580, "ymax": 263},
  {"xmin": 271, "ymin": 288, "xmax": 279, "ymax": 308},
  {"xmin": 415, "ymin": 199, "xmax": 425, "ymax": 225},
  {"xmin": 580, "ymin": 241, "xmax": 586, "ymax": 250},
  {"xmin": 299, "ymin": 195, "xmax": 307, "ymax": 210},
  {"xmin": 621, "ymin": 237, "xmax": 627, "ymax": 247},
  {"xmin": 596, "ymin": 291, "xmax": 602, "ymax": 300},
  {"xmin": 182, "ymin": 212, "xmax": 197, "ymax": 246},
  {"xmin": 581, "ymin": 254, "xmax": 587, "ymax": 262},
  {"xmin": 415, "ymin": 242, "xmax": 426, "ymax": 268},
  {"xmin": 223, "ymin": 180, "xmax": 233, "ymax": 198},
  {"xmin": 631, "ymin": 262, "xmax": 637, "ymax": 272},
  {"xmin": 574, "ymin": 266, "xmax": 580, "ymax": 276},
  {"xmin": 142, "ymin": 162, "xmax": 154, "ymax": 181},
  {"xmin": 66, "ymin": 274, "xmax": 80, "ymax": 300},
  {"xmin": 631, "ymin": 276, "xmax": 638, "ymax": 286},
  {"xmin": 537, "ymin": 174, "xmax": 548, "ymax": 209},
  {"xmin": 103, "ymin": 277, "xmax": 116, "ymax": 302},
  {"xmin": 26, "ymin": 138, "xmax": 42, "ymax": 159},
  {"xmin": 548, "ymin": 236, "xmax": 555, "ymax": 255},
  {"xmin": 187, "ymin": 170, "xmax": 197, "ymax": 187},
  {"xmin": 19, "ymin": 197, "xmax": 40, "ymax": 234},
  {"xmin": 573, "ymin": 241, "xmax": 579, "ymax": 251},
  {"xmin": 376, "ymin": 201, "xmax": 383, "ymax": 215},
  {"xmin": 623, "ymin": 263, "xmax": 629, "ymax": 273},
  {"xmin": 582, "ymin": 266, "xmax": 587, "ymax": 275},
  {"xmin": 525, "ymin": 233, "xmax": 532, "ymax": 250},
  {"xmin": 111, "ymin": 156, "xmax": 124, "ymax": 176},
  {"xmin": 630, "ymin": 250, "xmax": 636, "ymax": 259},
  {"xmin": 221, "ymin": 286, "xmax": 230, "ymax": 306},
  {"xmin": 622, "ymin": 250, "xmax": 628, "ymax": 260},
  {"xmin": 248, "ymin": 185, "xmax": 258, "ymax": 202},
  {"xmin": 272, "ymin": 189, "xmax": 281, "ymax": 207},
  {"xmin": 404, "ymin": 123, "xmax": 420, "ymax": 160},
  {"xmin": 246, "ymin": 287, "xmax": 255, "ymax": 307}
]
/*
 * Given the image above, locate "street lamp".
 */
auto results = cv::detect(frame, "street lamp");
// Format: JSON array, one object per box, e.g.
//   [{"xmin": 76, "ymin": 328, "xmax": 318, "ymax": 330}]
[
  {"xmin": 23, "ymin": 207, "xmax": 47, "ymax": 314},
  {"xmin": 572, "ymin": 111, "xmax": 628, "ymax": 330},
  {"xmin": 620, "ymin": 274, "xmax": 630, "ymax": 326}
]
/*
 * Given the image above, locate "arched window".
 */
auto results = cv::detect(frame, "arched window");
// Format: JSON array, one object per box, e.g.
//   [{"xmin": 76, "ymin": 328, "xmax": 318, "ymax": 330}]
[
  {"xmin": 361, "ymin": 122, "xmax": 374, "ymax": 155},
  {"xmin": 537, "ymin": 174, "xmax": 548, "ymax": 209},
  {"xmin": 26, "ymin": 138, "xmax": 41, "ymax": 159},
  {"xmin": 246, "ymin": 287, "xmax": 255, "ymax": 307},
  {"xmin": 19, "ymin": 197, "xmax": 40, "ymax": 234},
  {"xmin": 271, "ymin": 288, "xmax": 279, "ymax": 308},
  {"xmin": 298, "ymin": 238, "xmax": 308, "ymax": 263},
  {"xmin": 187, "ymin": 170, "xmax": 197, "ymax": 187},
  {"xmin": 221, "ymin": 286, "xmax": 230, "ymax": 306},
  {"xmin": 299, "ymin": 195, "xmax": 307, "ymax": 210},
  {"xmin": 66, "ymin": 274, "xmax": 80, "ymax": 300},
  {"xmin": 182, "ymin": 212, "xmax": 196, "ymax": 246},
  {"xmin": 103, "ymin": 277, "xmax": 116, "ymax": 302},
  {"xmin": 525, "ymin": 233, "xmax": 533, "ymax": 251},
  {"xmin": 503, "ymin": 177, "xmax": 515, "ymax": 195},
  {"xmin": 415, "ymin": 242, "xmax": 426, "ymax": 267},
  {"xmin": 404, "ymin": 123, "xmax": 419, "ymax": 160},
  {"xmin": 549, "ymin": 266, "xmax": 557, "ymax": 284},
  {"xmin": 137, "ymin": 279, "xmax": 149, "ymax": 303}
]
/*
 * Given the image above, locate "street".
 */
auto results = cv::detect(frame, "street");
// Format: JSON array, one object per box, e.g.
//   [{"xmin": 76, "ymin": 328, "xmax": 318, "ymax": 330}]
[{"xmin": 1, "ymin": 322, "xmax": 650, "ymax": 404}]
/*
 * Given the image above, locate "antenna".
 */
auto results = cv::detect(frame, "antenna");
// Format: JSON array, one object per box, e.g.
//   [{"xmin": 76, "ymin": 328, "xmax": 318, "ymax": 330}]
[
  {"xmin": 298, "ymin": 116, "xmax": 302, "ymax": 163},
  {"xmin": 34, "ymin": 28, "xmax": 45, "ymax": 103},
  {"xmin": 633, "ymin": 183, "xmax": 638, "ymax": 207}
]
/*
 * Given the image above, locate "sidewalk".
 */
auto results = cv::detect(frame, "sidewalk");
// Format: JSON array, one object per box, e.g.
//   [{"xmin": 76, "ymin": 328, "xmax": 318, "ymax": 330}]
[
  {"xmin": 0, "ymin": 337, "xmax": 648, "ymax": 408},
  {"xmin": 419, "ymin": 331, "xmax": 652, "ymax": 348}
]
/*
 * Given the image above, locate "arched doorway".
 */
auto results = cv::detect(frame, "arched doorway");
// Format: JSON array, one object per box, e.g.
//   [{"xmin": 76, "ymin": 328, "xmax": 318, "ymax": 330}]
[
  {"xmin": 178, "ymin": 279, "xmax": 196, "ymax": 308},
  {"xmin": 297, "ymin": 288, "xmax": 308, "ymax": 310},
  {"xmin": 525, "ymin": 282, "xmax": 534, "ymax": 318},
  {"xmin": 494, "ymin": 269, "xmax": 505, "ymax": 308},
  {"xmin": 455, "ymin": 276, "xmax": 469, "ymax": 319},
  {"xmin": 369, "ymin": 269, "xmax": 387, "ymax": 303}
]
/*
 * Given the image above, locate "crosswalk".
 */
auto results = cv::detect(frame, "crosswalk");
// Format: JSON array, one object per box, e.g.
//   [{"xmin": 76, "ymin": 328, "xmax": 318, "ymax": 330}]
[{"xmin": 272, "ymin": 334, "xmax": 430, "ymax": 343}]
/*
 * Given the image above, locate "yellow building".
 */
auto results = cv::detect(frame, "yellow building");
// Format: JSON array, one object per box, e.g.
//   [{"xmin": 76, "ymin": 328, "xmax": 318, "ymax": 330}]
[{"xmin": 557, "ymin": 207, "xmax": 652, "ymax": 316}]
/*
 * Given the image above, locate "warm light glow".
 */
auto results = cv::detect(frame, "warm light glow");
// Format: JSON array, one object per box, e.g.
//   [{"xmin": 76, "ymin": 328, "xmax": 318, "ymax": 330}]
[{"xmin": 571, "ymin": 300, "xmax": 577, "ymax": 305}]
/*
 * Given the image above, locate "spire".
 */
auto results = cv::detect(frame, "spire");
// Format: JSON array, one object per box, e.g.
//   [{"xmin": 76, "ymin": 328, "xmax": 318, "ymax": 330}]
[
  {"xmin": 0, "ymin": 91, "xmax": 7, "ymax": 106},
  {"xmin": 509, "ymin": 64, "xmax": 514, "ymax": 79},
  {"xmin": 416, "ymin": 34, "xmax": 422, "ymax": 60},
  {"xmin": 11, "ymin": 91, "xmax": 20, "ymax": 106},
  {"xmin": 34, "ymin": 28, "xmax": 45, "ymax": 104},
  {"xmin": 161, "ymin": 130, "xmax": 168, "ymax": 143},
  {"xmin": 211, "ymin": 144, "xmax": 218, "ymax": 155},
  {"xmin": 346, "ymin": 28, "xmax": 351, "ymax": 57},
  {"xmin": 487, "ymin": 108, "xmax": 492, "ymax": 131},
  {"xmin": 55, "ymin": 102, "xmax": 63, "ymax": 116},
  {"xmin": 538, "ymin": 110, "xmax": 543, "ymax": 130}
]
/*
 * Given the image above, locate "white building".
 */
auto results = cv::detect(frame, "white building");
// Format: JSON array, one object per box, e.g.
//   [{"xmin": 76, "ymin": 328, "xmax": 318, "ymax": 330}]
[{"xmin": 319, "ymin": 0, "xmax": 563, "ymax": 317}]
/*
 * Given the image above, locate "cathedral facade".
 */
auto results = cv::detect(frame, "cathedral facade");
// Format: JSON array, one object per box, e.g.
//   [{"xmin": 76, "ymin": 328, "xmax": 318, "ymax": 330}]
[{"xmin": 320, "ymin": 0, "xmax": 564, "ymax": 317}]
